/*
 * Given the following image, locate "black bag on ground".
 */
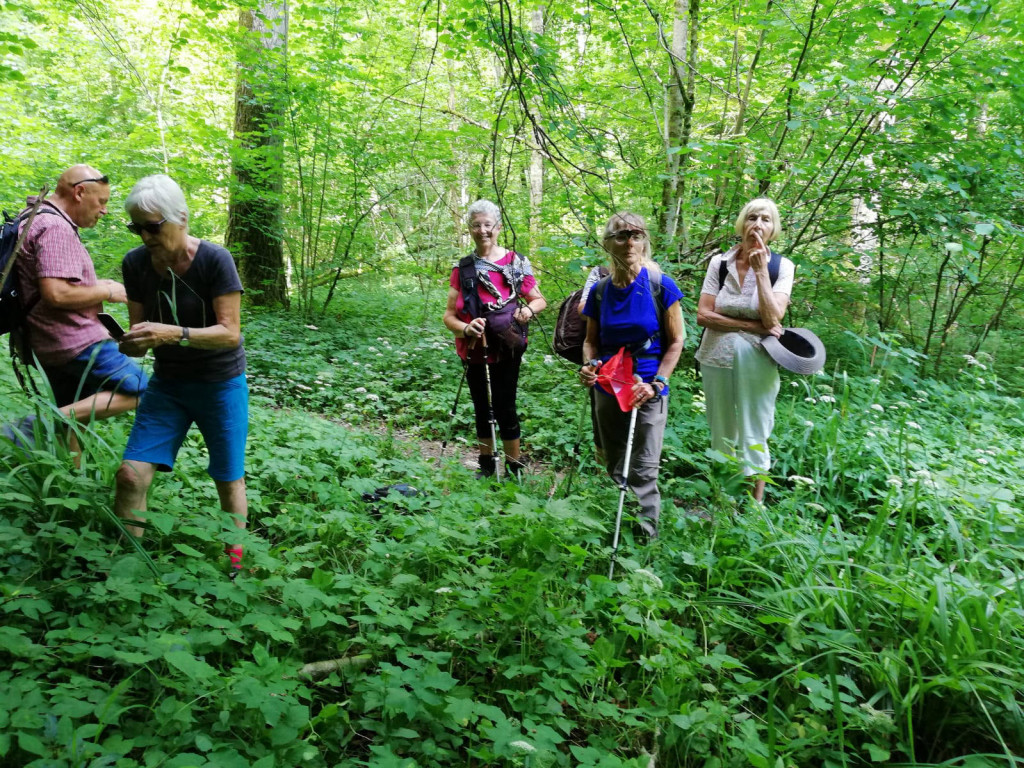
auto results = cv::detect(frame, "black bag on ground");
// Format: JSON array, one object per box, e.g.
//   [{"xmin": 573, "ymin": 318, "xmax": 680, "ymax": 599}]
[{"xmin": 553, "ymin": 266, "xmax": 608, "ymax": 364}]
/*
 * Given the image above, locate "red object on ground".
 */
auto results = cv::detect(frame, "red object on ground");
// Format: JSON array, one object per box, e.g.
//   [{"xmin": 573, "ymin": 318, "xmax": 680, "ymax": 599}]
[{"xmin": 596, "ymin": 347, "xmax": 635, "ymax": 412}]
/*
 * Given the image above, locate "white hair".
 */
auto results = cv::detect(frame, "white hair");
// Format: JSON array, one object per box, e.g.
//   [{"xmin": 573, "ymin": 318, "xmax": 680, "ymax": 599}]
[
  {"xmin": 124, "ymin": 174, "xmax": 189, "ymax": 227},
  {"xmin": 466, "ymin": 199, "xmax": 501, "ymax": 223}
]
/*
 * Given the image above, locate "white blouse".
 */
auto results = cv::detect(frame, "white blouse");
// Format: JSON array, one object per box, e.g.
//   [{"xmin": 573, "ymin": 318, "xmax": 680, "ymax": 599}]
[{"xmin": 695, "ymin": 246, "xmax": 795, "ymax": 369}]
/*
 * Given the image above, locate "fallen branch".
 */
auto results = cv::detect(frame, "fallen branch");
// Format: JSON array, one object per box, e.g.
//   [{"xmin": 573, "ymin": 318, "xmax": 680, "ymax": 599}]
[{"xmin": 297, "ymin": 654, "xmax": 373, "ymax": 681}]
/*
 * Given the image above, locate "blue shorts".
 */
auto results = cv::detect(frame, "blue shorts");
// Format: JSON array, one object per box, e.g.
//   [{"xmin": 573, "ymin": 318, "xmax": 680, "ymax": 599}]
[
  {"xmin": 43, "ymin": 341, "xmax": 149, "ymax": 408},
  {"xmin": 123, "ymin": 373, "xmax": 249, "ymax": 482}
]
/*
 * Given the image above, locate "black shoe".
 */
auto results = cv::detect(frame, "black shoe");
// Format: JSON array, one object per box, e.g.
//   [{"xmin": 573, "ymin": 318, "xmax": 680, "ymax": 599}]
[
  {"xmin": 505, "ymin": 456, "xmax": 526, "ymax": 480},
  {"xmin": 475, "ymin": 454, "xmax": 496, "ymax": 479}
]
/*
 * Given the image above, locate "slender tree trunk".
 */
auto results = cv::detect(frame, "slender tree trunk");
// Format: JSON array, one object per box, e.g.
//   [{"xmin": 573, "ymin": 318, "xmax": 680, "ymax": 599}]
[
  {"xmin": 227, "ymin": 2, "xmax": 289, "ymax": 307},
  {"xmin": 527, "ymin": 9, "xmax": 545, "ymax": 260},
  {"xmin": 658, "ymin": 0, "xmax": 698, "ymax": 256}
]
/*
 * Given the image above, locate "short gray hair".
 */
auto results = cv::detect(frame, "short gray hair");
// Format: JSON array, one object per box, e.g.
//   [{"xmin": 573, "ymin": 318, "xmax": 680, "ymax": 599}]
[
  {"xmin": 124, "ymin": 174, "xmax": 189, "ymax": 227},
  {"xmin": 734, "ymin": 198, "xmax": 781, "ymax": 242},
  {"xmin": 466, "ymin": 199, "xmax": 501, "ymax": 223}
]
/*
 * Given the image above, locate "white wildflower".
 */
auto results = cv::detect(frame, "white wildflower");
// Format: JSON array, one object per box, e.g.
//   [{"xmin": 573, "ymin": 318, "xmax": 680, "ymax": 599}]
[
  {"xmin": 977, "ymin": 377, "xmax": 985, "ymax": 385},
  {"xmin": 367, "ymin": 347, "xmax": 378, "ymax": 353},
  {"xmin": 871, "ymin": 378, "xmax": 881, "ymax": 385},
  {"xmin": 295, "ymin": 383, "xmax": 312, "ymax": 392},
  {"xmin": 790, "ymin": 381, "xmax": 800, "ymax": 387},
  {"xmin": 894, "ymin": 401, "xmax": 910, "ymax": 409},
  {"xmin": 805, "ymin": 397, "xmax": 817, "ymax": 404},
  {"xmin": 343, "ymin": 403, "xmax": 355, "ymax": 410},
  {"xmin": 366, "ymin": 393, "xmax": 380, "ymax": 402},
  {"xmin": 434, "ymin": 587, "xmax": 453, "ymax": 594},
  {"xmin": 304, "ymin": 324, "xmax": 319, "ymax": 330},
  {"xmin": 906, "ymin": 421, "xmax": 921, "ymax": 430},
  {"xmin": 963, "ymin": 354, "xmax": 986, "ymax": 369},
  {"xmin": 376, "ymin": 353, "xmax": 383, "ymax": 358},
  {"xmin": 510, "ymin": 741, "xmax": 536, "ymax": 754},
  {"xmin": 819, "ymin": 395, "xmax": 836, "ymax": 403},
  {"xmin": 887, "ymin": 476, "xmax": 903, "ymax": 488},
  {"xmin": 544, "ymin": 355, "xmax": 554, "ymax": 365},
  {"xmin": 634, "ymin": 569, "xmax": 663, "ymax": 589},
  {"xmin": 803, "ymin": 420, "xmax": 814, "ymax": 427},
  {"xmin": 976, "ymin": 457, "xmax": 989, "ymax": 465},
  {"xmin": 790, "ymin": 475, "xmax": 816, "ymax": 486},
  {"xmin": 353, "ymin": 387, "xmax": 367, "ymax": 394},
  {"xmin": 866, "ymin": 431, "xmax": 875, "ymax": 438},
  {"xmin": 870, "ymin": 404, "xmax": 884, "ymax": 413}
]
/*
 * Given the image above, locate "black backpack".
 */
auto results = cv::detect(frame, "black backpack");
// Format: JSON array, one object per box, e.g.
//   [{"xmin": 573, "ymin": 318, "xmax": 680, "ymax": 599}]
[
  {"xmin": 553, "ymin": 266, "xmax": 609, "ymax": 364},
  {"xmin": 457, "ymin": 252, "xmax": 529, "ymax": 360},
  {"xmin": 695, "ymin": 250, "xmax": 782, "ymax": 372},
  {"xmin": 1, "ymin": 198, "xmax": 51, "ymax": 336}
]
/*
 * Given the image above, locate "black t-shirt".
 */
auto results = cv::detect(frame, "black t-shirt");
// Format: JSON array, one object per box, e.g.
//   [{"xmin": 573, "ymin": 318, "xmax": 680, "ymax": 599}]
[{"xmin": 122, "ymin": 240, "xmax": 246, "ymax": 381}]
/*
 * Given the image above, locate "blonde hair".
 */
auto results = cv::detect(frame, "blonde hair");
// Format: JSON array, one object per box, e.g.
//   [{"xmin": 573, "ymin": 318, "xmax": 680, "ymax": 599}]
[
  {"xmin": 602, "ymin": 212, "xmax": 658, "ymax": 271},
  {"xmin": 734, "ymin": 198, "xmax": 782, "ymax": 243}
]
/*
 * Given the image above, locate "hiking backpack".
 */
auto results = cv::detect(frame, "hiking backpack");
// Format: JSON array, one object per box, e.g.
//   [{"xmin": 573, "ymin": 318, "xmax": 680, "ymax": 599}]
[
  {"xmin": 553, "ymin": 266, "xmax": 609, "ymax": 364},
  {"xmin": 0, "ymin": 198, "xmax": 51, "ymax": 336}
]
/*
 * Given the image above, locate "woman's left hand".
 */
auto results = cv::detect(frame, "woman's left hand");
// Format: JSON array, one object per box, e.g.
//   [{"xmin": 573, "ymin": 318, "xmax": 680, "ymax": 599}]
[
  {"xmin": 631, "ymin": 378, "xmax": 657, "ymax": 408},
  {"xmin": 514, "ymin": 305, "xmax": 534, "ymax": 325}
]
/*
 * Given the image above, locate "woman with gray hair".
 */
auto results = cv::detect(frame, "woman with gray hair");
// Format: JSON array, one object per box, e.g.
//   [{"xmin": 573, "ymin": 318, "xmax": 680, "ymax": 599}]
[
  {"xmin": 442, "ymin": 199, "xmax": 546, "ymax": 478},
  {"xmin": 113, "ymin": 174, "xmax": 249, "ymax": 577},
  {"xmin": 695, "ymin": 197, "xmax": 795, "ymax": 502}
]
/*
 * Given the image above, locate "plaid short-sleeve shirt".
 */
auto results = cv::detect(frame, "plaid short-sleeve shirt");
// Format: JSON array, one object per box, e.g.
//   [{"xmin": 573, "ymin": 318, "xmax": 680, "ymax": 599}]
[{"xmin": 16, "ymin": 199, "xmax": 109, "ymax": 366}]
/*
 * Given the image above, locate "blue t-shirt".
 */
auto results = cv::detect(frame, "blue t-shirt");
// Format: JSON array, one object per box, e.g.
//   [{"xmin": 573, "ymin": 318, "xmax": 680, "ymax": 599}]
[{"xmin": 582, "ymin": 267, "xmax": 683, "ymax": 397}]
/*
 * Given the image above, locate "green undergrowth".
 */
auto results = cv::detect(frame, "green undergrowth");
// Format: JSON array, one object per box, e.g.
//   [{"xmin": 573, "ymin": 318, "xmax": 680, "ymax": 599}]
[{"xmin": 2, "ymin": 278, "xmax": 1023, "ymax": 766}]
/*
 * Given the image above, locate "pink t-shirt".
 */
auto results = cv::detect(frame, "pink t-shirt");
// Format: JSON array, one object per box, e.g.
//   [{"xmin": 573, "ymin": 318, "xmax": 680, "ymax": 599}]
[
  {"xmin": 448, "ymin": 250, "xmax": 537, "ymax": 362},
  {"xmin": 16, "ymin": 200, "xmax": 109, "ymax": 365}
]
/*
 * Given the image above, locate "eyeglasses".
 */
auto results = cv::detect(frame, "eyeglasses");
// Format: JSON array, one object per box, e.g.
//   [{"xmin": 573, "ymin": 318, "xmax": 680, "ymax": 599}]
[
  {"xmin": 126, "ymin": 219, "xmax": 167, "ymax": 236},
  {"xmin": 605, "ymin": 229, "xmax": 647, "ymax": 243},
  {"xmin": 71, "ymin": 176, "xmax": 110, "ymax": 187}
]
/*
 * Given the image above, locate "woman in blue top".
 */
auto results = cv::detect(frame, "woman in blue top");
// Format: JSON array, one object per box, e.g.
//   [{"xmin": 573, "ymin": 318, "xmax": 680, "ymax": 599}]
[{"xmin": 579, "ymin": 212, "xmax": 686, "ymax": 539}]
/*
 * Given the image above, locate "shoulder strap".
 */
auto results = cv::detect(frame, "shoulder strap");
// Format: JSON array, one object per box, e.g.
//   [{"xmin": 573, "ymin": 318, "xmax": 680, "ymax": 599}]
[
  {"xmin": 768, "ymin": 250, "xmax": 781, "ymax": 286},
  {"xmin": 457, "ymin": 255, "xmax": 482, "ymax": 319},
  {"xmin": 718, "ymin": 251, "xmax": 781, "ymax": 287}
]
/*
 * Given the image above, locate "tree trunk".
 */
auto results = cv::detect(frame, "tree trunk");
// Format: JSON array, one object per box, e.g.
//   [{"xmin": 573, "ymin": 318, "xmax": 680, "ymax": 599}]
[
  {"xmin": 527, "ymin": 9, "xmax": 545, "ymax": 262},
  {"xmin": 227, "ymin": 2, "xmax": 289, "ymax": 307},
  {"xmin": 658, "ymin": 0, "xmax": 698, "ymax": 256}
]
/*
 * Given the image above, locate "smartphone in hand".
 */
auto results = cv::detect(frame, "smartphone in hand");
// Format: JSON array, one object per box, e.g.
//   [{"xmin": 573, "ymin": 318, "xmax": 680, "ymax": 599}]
[{"xmin": 98, "ymin": 312, "xmax": 125, "ymax": 340}]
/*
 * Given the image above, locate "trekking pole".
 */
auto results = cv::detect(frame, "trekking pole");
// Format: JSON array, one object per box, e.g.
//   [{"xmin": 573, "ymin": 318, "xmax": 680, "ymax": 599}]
[
  {"xmin": 440, "ymin": 363, "xmax": 468, "ymax": 457},
  {"xmin": 562, "ymin": 390, "xmax": 590, "ymax": 497},
  {"xmin": 481, "ymin": 332, "xmax": 501, "ymax": 481},
  {"xmin": 608, "ymin": 377, "xmax": 642, "ymax": 580}
]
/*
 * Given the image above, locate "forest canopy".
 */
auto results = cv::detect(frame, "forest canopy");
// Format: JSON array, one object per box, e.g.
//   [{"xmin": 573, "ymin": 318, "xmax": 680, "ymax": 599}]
[{"xmin": 1, "ymin": 0, "xmax": 1022, "ymax": 385}]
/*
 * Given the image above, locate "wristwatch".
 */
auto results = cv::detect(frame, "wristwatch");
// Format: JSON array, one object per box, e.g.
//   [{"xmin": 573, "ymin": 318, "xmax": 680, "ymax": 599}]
[{"xmin": 179, "ymin": 327, "xmax": 191, "ymax": 347}]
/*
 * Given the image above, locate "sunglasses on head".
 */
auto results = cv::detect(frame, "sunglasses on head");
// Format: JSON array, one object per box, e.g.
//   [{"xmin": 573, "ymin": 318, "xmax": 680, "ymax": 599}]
[
  {"xmin": 71, "ymin": 175, "xmax": 110, "ymax": 187},
  {"xmin": 126, "ymin": 218, "xmax": 167, "ymax": 236},
  {"xmin": 605, "ymin": 229, "xmax": 647, "ymax": 243}
]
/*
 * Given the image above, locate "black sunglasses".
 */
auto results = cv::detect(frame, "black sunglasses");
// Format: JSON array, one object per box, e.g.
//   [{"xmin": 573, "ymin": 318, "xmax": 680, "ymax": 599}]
[
  {"xmin": 71, "ymin": 175, "xmax": 110, "ymax": 187},
  {"xmin": 126, "ymin": 218, "xmax": 167, "ymax": 236},
  {"xmin": 605, "ymin": 229, "xmax": 647, "ymax": 243}
]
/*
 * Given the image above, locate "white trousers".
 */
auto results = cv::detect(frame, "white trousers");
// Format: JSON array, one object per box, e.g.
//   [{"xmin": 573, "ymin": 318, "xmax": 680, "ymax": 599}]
[{"xmin": 701, "ymin": 337, "xmax": 780, "ymax": 476}]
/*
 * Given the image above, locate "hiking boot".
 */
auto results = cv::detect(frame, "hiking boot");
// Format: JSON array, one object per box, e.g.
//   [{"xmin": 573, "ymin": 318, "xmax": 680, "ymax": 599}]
[
  {"xmin": 1, "ymin": 415, "xmax": 37, "ymax": 450},
  {"xmin": 475, "ymin": 454, "xmax": 496, "ymax": 479},
  {"xmin": 505, "ymin": 456, "xmax": 527, "ymax": 480}
]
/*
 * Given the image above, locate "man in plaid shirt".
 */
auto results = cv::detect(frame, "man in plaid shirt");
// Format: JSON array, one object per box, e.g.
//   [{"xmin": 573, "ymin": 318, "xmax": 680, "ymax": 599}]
[{"xmin": 14, "ymin": 165, "xmax": 148, "ymax": 421}]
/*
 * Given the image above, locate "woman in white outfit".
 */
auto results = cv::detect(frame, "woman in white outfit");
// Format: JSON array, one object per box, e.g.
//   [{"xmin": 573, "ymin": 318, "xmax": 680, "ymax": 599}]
[{"xmin": 695, "ymin": 198, "xmax": 795, "ymax": 501}]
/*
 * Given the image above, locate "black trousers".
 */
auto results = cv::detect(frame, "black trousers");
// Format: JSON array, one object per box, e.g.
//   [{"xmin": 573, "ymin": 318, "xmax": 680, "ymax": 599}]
[{"xmin": 465, "ymin": 352, "xmax": 523, "ymax": 442}]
